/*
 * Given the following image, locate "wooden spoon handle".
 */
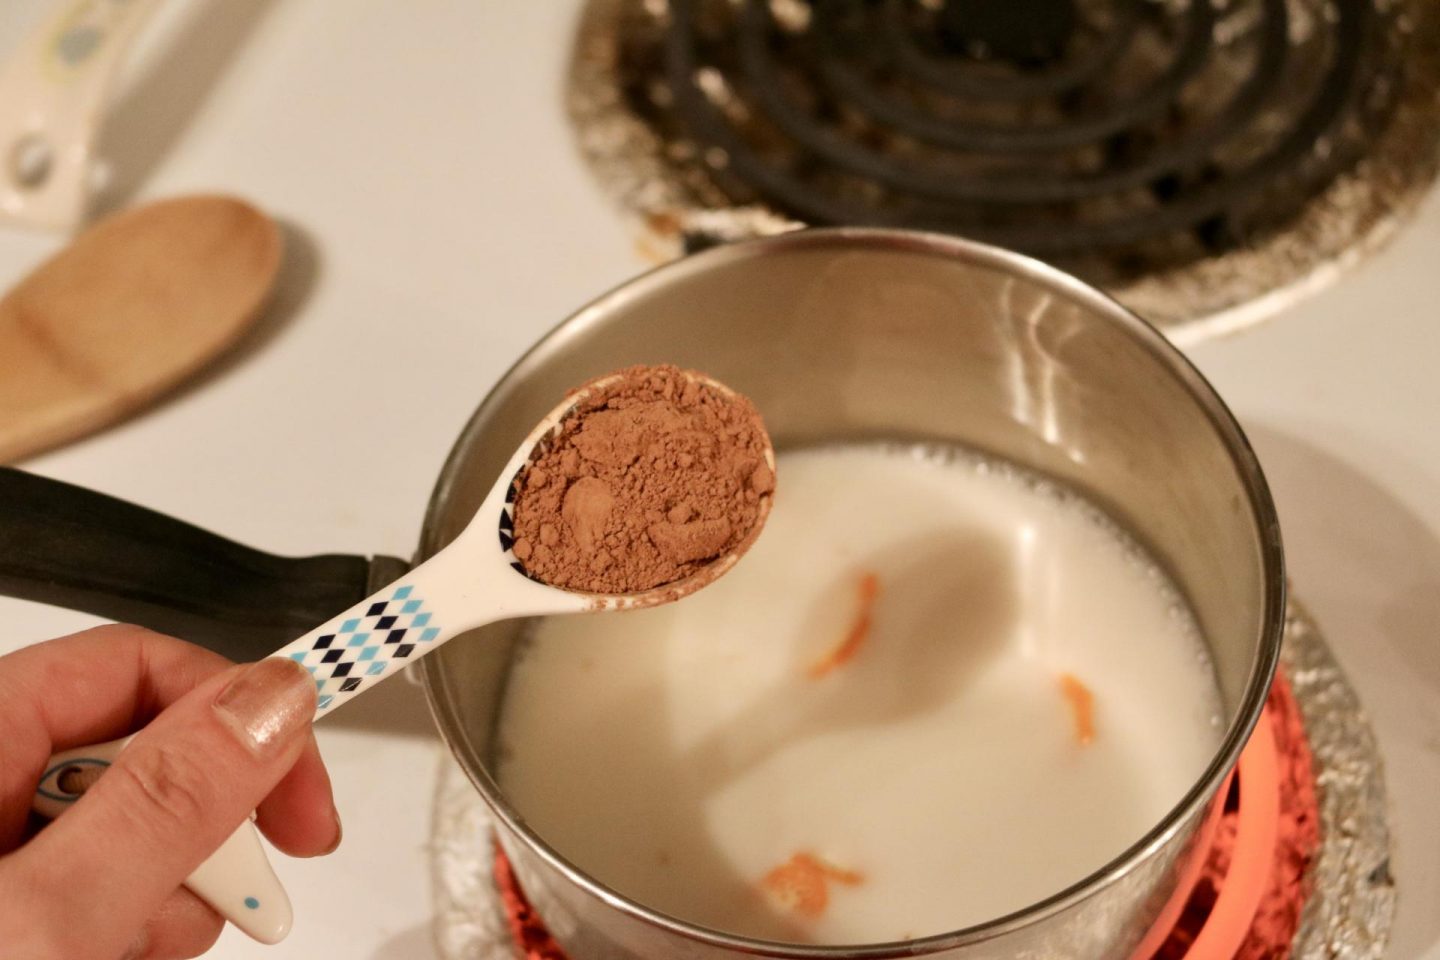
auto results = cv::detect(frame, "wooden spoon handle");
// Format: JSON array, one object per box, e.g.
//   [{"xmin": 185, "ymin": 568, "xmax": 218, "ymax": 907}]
[{"xmin": 0, "ymin": 467, "xmax": 408, "ymax": 660}]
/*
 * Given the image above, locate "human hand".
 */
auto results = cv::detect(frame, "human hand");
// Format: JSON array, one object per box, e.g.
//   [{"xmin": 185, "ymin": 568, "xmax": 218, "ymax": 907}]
[{"xmin": 0, "ymin": 625, "xmax": 342, "ymax": 959}]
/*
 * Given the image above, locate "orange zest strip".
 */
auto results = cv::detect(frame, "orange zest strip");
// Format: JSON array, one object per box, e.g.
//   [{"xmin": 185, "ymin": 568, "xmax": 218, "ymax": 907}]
[
  {"xmin": 808, "ymin": 572, "xmax": 880, "ymax": 679},
  {"xmin": 760, "ymin": 852, "xmax": 865, "ymax": 919},
  {"xmin": 1059, "ymin": 672, "xmax": 1097, "ymax": 746}
]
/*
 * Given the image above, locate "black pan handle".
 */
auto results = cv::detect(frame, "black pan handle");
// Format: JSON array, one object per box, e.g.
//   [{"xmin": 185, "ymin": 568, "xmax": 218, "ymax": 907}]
[{"xmin": 0, "ymin": 467, "xmax": 409, "ymax": 662}]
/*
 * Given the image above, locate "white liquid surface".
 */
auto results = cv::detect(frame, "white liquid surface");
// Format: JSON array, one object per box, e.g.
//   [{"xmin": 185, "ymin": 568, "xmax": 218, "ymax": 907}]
[{"xmin": 496, "ymin": 445, "xmax": 1224, "ymax": 945}]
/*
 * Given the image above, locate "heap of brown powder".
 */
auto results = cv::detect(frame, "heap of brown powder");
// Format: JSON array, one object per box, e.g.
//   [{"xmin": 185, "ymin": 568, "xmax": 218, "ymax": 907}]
[{"xmin": 510, "ymin": 365, "xmax": 774, "ymax": 594}]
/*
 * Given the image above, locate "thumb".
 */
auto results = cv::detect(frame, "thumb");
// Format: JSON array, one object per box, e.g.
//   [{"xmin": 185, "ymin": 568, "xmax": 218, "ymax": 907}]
[{"xmin": 14, "ymin": 658, "xmax": 315, "ymax": 958}]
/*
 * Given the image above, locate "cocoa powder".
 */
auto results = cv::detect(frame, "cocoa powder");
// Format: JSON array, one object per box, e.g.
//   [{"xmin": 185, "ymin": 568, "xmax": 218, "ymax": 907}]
[{"xmin": 510, "ymin": 365, "xmax": 774, "ymax": 594}]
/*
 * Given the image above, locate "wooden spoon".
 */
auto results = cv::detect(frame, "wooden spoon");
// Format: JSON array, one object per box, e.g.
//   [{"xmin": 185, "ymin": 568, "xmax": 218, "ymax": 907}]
[{"xmin": 0, "ymin": 195, "xmax": 281, "ymax": 462}]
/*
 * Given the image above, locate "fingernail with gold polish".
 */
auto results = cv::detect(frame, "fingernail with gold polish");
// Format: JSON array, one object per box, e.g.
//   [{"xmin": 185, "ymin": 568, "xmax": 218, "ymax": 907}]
[{"xmin": 214, "ymin": 658, "xmax": 316, "ymax": 756}]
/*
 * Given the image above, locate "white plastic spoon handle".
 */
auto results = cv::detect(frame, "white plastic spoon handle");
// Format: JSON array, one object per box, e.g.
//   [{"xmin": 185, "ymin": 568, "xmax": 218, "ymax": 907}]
[
  {"xmin": 184, "ymin": 818, "xmax": 292, "ymax": 944},
  {"xmin": 33, "ymin": 737, "xmax": 292, "ymax": 943},
  {"xmin": 275, "ymin": 550, "xmax": 462, "ymax": 719},
  {"xmin": 274, "ymin": 479, "xmax": 587, "ymax": 719}
]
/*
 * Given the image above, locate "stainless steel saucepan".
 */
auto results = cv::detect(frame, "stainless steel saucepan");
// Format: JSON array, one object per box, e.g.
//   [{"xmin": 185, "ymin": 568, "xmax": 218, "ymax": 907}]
[{"xmin": 0, "ymin": 228, "xmax": 1284, "ymax": 959}]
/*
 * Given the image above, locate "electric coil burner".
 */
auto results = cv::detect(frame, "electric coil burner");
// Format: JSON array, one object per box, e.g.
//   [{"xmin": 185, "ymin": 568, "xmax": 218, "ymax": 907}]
[
  {"xmin": 568, "ymin": 0, "xmax": 1440, "ymax": 339},
  {"xmin": 430, "ymin": 603, "xmax": 1396, "ymax": 959}
]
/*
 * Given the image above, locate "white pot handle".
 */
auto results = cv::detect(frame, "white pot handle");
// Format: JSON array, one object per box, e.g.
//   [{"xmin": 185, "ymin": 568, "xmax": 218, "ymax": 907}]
[{"xmin": 0, "ymin": 0, "xmax": 168, "ymax": 231}]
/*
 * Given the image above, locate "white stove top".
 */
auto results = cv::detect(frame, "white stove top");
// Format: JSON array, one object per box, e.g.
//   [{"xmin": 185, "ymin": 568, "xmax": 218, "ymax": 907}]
[{"xmin": 0, "ymin": 3, "xmax": 1436, "ymax": 957}]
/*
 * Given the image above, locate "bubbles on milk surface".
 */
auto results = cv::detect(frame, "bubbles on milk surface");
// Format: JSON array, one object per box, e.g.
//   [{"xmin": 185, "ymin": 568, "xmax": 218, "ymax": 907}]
[{"xmin": 495, "ymin": 443, "xmax": 1224, "ymax": 945}]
